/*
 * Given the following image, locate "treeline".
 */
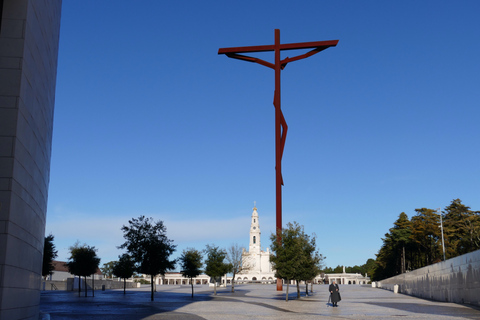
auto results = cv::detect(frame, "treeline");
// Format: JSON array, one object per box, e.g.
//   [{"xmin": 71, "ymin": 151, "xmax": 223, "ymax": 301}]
[
  {"xmin": 44, "ymin": 218, "xmax": 327, "ymax": 302},
  {"xmin": 373, "ymin": 198, "xmax": 480, "ymax": 281},
  {"xmin": 43, "ymin": 216, "xmax": 236, "ymax": 301}
]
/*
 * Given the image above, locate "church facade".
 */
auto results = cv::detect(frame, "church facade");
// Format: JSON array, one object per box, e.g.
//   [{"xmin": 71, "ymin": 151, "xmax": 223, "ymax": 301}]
[{"xmin": 237, "ymin": 206, "xmax": 276, "ymax": 283}]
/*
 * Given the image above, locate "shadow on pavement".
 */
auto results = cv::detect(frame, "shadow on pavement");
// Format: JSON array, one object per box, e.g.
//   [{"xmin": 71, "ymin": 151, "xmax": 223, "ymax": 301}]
[
  {"xmin": 40, "ymin": 289, "xmax": 214, "ymax": 320},
  {"xmin": 362, "ymin": 301, "xmax": 480, "ymax": 319}
]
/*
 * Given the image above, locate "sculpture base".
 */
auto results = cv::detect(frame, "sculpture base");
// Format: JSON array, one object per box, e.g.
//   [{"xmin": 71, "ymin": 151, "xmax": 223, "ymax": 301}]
[{"xmin": 276, "ymin": 278, "xmax": 283, "ymax": 291}]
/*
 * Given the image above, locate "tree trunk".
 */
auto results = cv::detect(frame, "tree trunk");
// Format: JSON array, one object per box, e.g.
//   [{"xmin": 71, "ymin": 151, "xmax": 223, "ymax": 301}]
[
  {"xmin": 78, "ymin": 276, "xmax": 81, "ymax": 296},
  {"xmin": 150, "ymin": 275, "xmax": 154, "ymax": 301},
  {"xmin": 310, "ymin": 282, "xmax": 313, "ymax": 294},
  {"xmin": 84, "ymin": 276, "xmax": 87, "ymax": 297},
  {"xmin": 190, "ymin": 278, "xmax": 194, "ymax": 298},
  {"xmin": 285, "ymin": 280, "xmax": 289, "ymax": 302},
  {"xmin": 305, "ymin": 282, "xmax": 308, "ymax": 296},
  {"xmin": 231, "ymin": 272, "xmax": 235, "ymax": 293},
  {"xmin": 92, "ymin": 275, "xmax": 95, "ymax": 297},
  {"xmin": 123, "ymin": 278, "xmax": 126, "ymax": 294},
  {"xmin": 214, "ymin": 280, "xmax": 217, "ymax": 295},
  {"xmin": 296, "ymin": 280, "xmax": 300, "ymax": 298}
]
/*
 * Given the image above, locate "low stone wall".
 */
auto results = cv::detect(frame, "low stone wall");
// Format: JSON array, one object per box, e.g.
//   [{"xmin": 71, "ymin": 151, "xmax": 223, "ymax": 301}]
[
  {"xmin": 377, "ymin": 249, "xmax": 480, "ymax": 306},
  {"xmin": 42, "ymin": 281, "xmax": 68, "ymax": 291},
  {"xmin": 43, "ymin": 279, "xmax": 140, "ymax": 291}
]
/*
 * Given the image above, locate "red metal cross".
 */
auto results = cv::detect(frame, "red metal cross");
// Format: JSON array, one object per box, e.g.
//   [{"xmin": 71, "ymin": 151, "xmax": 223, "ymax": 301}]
[{"xmin": 219, "ymin": 29, "xmax": 338, "ymax": 291}]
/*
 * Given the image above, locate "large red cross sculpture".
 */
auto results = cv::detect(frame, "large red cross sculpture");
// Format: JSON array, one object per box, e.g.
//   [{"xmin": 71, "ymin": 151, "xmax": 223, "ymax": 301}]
[{"xmin": 219, "ymin": 29, "xmax": 338, "ymax": 291}]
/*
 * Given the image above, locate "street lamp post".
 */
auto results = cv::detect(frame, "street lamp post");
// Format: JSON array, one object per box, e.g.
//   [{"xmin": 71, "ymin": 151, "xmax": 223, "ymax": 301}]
[{"xmin": 437, "ymin": 208, "xmax": 446, "ymax": 261}]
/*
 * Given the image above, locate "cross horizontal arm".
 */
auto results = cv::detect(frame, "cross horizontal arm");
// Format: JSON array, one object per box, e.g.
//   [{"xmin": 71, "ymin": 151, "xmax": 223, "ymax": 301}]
[
  {"xmin": 279, "ymin": 40, "xmax": 339, "ymax": 51},
  {"xmin": 219, "ymin": 44, "xmax": 275, "ymax": 54},
  {"xmin": 218, "ymin": 39, "xmax": 338, "ymax": 55}
]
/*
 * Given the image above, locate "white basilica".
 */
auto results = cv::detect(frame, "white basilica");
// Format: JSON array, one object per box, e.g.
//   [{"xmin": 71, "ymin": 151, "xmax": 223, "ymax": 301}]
[
  {"xmin": 237, "ymin": 206, "xmax": 276, "ymax": 283},
  {"xmin": 235, "ymin": 205, "xmax": 370, "ymax": 286},
  {"xmin": 155, "ymin": 205, "xmax": 369, "ymax": 286}
]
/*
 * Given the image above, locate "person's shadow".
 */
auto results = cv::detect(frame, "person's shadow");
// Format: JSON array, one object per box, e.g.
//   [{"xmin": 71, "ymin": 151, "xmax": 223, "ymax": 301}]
[{"xmin": 326, "ymin": 296, "xmax": 332, "ymax": 307}]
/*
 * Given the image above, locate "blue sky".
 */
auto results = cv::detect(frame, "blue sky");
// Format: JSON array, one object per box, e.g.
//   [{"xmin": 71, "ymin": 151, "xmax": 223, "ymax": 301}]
[{"xmin": 46, "ymin": 1, "xmax": 480, "ymax": 270}]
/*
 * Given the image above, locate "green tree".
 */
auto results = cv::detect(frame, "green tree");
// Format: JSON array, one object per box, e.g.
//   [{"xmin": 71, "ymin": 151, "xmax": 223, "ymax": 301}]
[
  {"xmin": 363, "ymin": 258, "xmax": 376, "ymax": 280},
  {"xmin": 348, "ymin": 265, "xmax": 363, "ymax": 274},
  {"xmin": 179, "ymin": 248, "xmax": 203, "ymax": 297},
  {"xmin": 269, "ymin": 221, "xmax": 305, "ymax": 301},
  {"xmin": 113, "ymin": 254, "xmax": 135, "ymax": 294},
  {"xmin": 390, "ymin": 212, "xmax": 413, "ymax": 274},
  {"xmin": 101, "ymin": 261, "xmax": 117, "ymax": 279},
  {"xmin": 296, "ymin": 231, "xmax": 324, "ymax": 296},
  {"xmin": 333, "ymin": 265, "xmax": 343, "ymax": 273},
  {"xmin": 411, "ymin": 208, "xmax": 442, "ymax": 267},
  {"xmin": 374, "ymin": 209, "xmax": 435, "ymax": 278},
  {"xmin": 226, "ymin": 243, "xmax": 251, "ymax": 293},
  {"xmin": 42, "ymin": 234, "xmax": 58, "ymax": 278},
  {"xmin": 373, "ymin": 230, "xmax": 397, "ymax": 281},
  {"xmin": 119, "ymin": 216, "xmax": 176, "ymax": 301},
  {"xmin": 374, "ymin": 212, "xmax": 415, "ymax": 280},
  {"xmin": 204, "ymin": 245, "xmax": 231, "ymax": 295},
  {"xmin": 321, "ymin": 266, "xmax": 333, "ymax": 273},
  {"xmin": 443, "ymin": 199, "xmax": 480, "ymax": 257},
  {"xmin": 66, "ymin": 242, "xmax": 101, "ymax": 297}
]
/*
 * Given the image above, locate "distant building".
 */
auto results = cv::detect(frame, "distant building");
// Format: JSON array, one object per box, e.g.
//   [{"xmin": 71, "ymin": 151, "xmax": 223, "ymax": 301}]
[
  {"xmin": 153, "ymin": 206, "xmax": 369, "ymax": 287},
  {"xmin": 158, "ymin": 272, "xmax": 211, "ymax": 285},
  {"xmin": 324, "ymin": 266, "xmax": 370, "ymax": 285},
  {"xmin": 238, "ymin": 206, "xmax": 275, "ymax": 283},
  {"xmin": 47, "ymin": 260, "xmax": 103, "ymax": 281}
]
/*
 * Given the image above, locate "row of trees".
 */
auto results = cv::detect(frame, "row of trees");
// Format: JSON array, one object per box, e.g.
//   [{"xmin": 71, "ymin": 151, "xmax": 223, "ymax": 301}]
[
  {"xmin": 117, "ymin": 216, "xmax": 243, "ymax": 300},
  {"xmin": 42, "ymin": 216, "xmax": 326, "ymax": 302},
  {"xmin": 373, "ymin": 199, "xmax": 480, "ymax": 280},
  {"xmin": 44, "ymin": 237, "xmax": 102, "ymax": 297},
  {"xmin": 41, "ymin": 216, "xmax": 241, "ymax": 301}
]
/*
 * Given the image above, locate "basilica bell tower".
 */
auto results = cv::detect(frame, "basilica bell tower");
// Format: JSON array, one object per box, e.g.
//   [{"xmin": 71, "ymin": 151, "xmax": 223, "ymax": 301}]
[{"xmin": 249, "ymin": 205, "xmax": 261, "ymax": 254}]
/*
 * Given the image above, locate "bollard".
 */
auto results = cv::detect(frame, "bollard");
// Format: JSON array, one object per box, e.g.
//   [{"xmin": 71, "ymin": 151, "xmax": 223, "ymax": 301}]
[
  {"xmin": 393, "ymin": 284, "xmax": 399, "ymax": 293},
  {"xmin": 371, "ymin": 282, "xmax": 376, "ymax": 288},
  {"xmin": 102, "ymin": 285, "xmax": 105, "ymax": 291}
]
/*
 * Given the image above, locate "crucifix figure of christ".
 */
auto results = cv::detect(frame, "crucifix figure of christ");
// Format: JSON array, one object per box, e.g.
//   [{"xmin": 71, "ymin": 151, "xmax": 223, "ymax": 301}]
[{"xmin": 218, "ymin": 29, "xmax": 338, "ymax": 291}]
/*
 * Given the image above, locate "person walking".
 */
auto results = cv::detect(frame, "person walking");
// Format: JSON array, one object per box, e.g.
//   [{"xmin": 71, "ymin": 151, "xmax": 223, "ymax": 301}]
[{"xmin": 329, "ymin": 280, "xmax": 341, "ymax": 307}]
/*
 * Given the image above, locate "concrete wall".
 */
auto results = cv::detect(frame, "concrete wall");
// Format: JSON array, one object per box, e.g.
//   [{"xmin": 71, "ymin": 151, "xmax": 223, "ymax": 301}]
[
  {"xmin": 0, "ymin": 1, "xmax": 62, "ymax": 319},
  {"xmin": 42, "ymin": 280, "xmax": 68, "ymax": 291},
  {"xmin": 377, "ymin": 249, "xmax": 480, "ymax": 306}
]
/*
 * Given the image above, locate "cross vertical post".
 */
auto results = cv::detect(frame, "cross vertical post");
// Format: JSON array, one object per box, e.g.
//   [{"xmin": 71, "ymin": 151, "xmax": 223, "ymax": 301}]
[
  {"xmin": 274, "ymin": 29, "xmax": 282, "ymax": 248},
  {"xmin": 218, "ymin": 29, "xmax": 338, "ymax": 291}
]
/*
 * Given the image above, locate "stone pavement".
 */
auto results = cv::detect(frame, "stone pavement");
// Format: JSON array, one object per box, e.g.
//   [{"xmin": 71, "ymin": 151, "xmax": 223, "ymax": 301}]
[{"xmin": 39, "ymin": 284, "xmax": 480, "ymax": 319}]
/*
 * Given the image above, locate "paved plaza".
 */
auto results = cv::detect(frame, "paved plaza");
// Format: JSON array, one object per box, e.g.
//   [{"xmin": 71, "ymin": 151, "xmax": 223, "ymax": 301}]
[{"xmin": 40, "ymin": 284, "xmax": 480, "ymax": 319}]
